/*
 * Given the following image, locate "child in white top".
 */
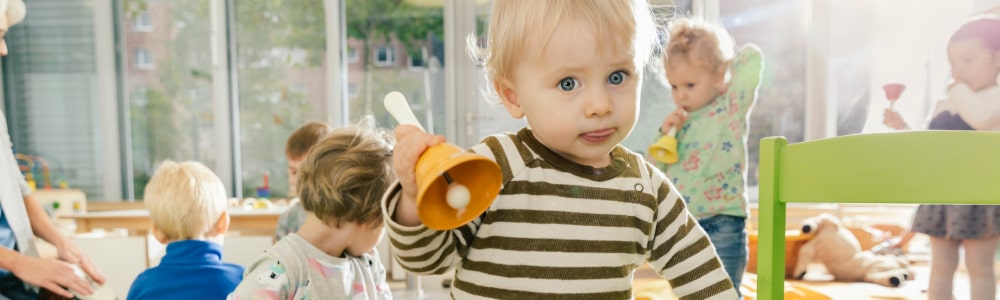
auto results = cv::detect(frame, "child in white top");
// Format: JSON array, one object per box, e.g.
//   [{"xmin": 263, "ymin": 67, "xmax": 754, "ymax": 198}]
[
  {"xmin": 231, "ymin": 117, "xmax": 394, "ymax": 300},
  {"xmin": 882, "ymin": 16, "xmax": 1000, "ymax": 300}
]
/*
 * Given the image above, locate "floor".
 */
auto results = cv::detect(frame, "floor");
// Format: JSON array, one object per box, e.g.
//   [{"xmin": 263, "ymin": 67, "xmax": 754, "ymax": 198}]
[
  {"xmin": 786, "ymin": 252, "xmax": 1000, "ymax": 300},
  {"xmin": 388, "ymin": 272, "xmax": 454, "ymax": 300},
  {"xmin": 387, "ymin": 254, "xmax": 1000, "ymax": 300}
]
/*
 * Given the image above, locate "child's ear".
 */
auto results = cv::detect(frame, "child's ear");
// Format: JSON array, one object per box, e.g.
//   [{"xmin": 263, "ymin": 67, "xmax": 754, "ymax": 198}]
[
  {"xmin": 714, "ymin": 67, "xmax": 730, "ymax": 93},
  {"xmin": 211, "ymin": 211, "xmax": 231, "ymax": 237},
  {"xmin": 495, "ymin": 78, "xmax": 525, "ymax": 119},
  {"xmin": 151, "ymin": 226, "xmax": 169, "ymax": 245}
]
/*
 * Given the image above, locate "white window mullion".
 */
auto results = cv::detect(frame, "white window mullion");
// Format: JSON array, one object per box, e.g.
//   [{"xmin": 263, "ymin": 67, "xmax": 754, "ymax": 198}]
[
  {"xmin": 95, "ymin": 0, "xmax": 123, "ymax": 201},
  {"xmin": 692, "ymin": 0, "xmax": 720, "ymax": 22},
  {"xmin": 210, "ymin": 0, "xmax": 236, "ymax": 196},
  {"xmin": 445, "ymin": 0, "xmax": 477, "ymax": 146},
  {"xmin": 325, "ymin": 0, "xmax": 347, "ymax": 127},
  {"xmin": 804, "ymin": 0, "xmax": 835, "ymax": 141}
]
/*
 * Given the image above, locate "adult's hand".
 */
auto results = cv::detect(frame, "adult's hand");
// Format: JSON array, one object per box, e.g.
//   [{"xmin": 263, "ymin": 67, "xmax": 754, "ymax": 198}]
[
  {"xmin": 56, "ymin": 239, "xmax": 105, "ymax": 285},
  {"xmin": 9, "ymin": 255, "xmax": 94, "ymax": 298}
]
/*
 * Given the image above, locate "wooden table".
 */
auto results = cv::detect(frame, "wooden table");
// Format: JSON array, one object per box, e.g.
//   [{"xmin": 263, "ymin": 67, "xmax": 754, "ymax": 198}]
[{"xmin": 63, "ymin": 207, "xmax": 286, "ymax": 237}]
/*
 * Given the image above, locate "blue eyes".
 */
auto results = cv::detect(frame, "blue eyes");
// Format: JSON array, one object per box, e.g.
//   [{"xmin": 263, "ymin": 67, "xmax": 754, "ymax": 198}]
[
  {"xmin": 608, "ymin": 71, "xmax": 626, "ymax": 85},
  {"xmin": 558, "ymin": 78, "xmax": 578, "ymax": 91},
  {"xmin": 557, "ymin": 70, "xmax": 629, "ymax": 91}
]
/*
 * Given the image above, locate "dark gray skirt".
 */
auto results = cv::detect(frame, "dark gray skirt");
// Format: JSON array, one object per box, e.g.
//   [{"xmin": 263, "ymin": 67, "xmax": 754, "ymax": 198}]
[{"xmin": 911, "ymin": 204, "xmax": 1000, "ymax": 240}]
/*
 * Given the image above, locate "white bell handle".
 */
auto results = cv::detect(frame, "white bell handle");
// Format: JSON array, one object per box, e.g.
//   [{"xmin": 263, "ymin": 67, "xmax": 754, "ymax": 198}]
[{"xmin": 383, "ymin": 91, "xmax": 426, "ymax": 132}]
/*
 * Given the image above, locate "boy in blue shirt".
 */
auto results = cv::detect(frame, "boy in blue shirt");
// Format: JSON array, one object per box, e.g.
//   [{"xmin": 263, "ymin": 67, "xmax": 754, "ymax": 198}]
[{"xmin": 127, "ymin": 161, "xmax": 243, "ymax": 300}]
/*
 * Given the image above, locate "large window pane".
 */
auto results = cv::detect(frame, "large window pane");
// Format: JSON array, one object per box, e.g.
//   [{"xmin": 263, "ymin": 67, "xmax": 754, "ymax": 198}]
[
  {"xmin": 235, "ymin": 0, "xmax": 326, "ymax": 198},
  {"xmin": 122, "ymin": 0, "xmax": 216, "ymax": 199},
  {"xmin": 721, "ymin": 0, "xmax": 807, "ymax": 188},
  {"xmin": 345, "ymin": 0, "xmax": 445, "ymax": 134},
  {"xmin": 4, "ymin": 0, "xmax": 106, "ymax": 199},
  {"xmin": 467, "ymin": 1, "xmax": 527, "ymax": 144},
  {"xmin": 622, "ymin": 1, "xmax": 690, "ymax": 155},
  {"xmin": 853, "ymin": 0, "xmax": 982, "ymax": 133}
]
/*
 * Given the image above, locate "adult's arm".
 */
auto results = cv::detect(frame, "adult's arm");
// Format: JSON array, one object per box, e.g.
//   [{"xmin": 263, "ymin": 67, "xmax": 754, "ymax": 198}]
[{"xmin": 22, "ymin": 193, "xmax": 106, "ymax": 285}]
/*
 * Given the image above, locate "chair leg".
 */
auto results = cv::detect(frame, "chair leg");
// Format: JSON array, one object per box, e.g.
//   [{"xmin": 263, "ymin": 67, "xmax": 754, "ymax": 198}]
[{"xmin": 758, "ymin": 197, "xmax": 786, "ymax": 299}]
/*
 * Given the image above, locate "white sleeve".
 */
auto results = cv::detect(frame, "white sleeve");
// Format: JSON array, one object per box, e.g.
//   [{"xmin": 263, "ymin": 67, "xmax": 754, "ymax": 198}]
[
  {"xmin": 18, "ymin": 179, "xmax": 31, "ymax": 196},
  {"xmin": 1, "ymin": 111, "xmax": 30, "ymax": 197},
  {"xmin": 949, "ymin": 84, "xmax": 1000, "ymax": 130}
]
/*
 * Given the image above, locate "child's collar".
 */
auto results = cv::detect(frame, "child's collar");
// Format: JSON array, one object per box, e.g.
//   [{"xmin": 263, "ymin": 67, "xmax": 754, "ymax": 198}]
[{"xmin": 515, "ymin": 128, "xmax": 628, "ymax": 181}]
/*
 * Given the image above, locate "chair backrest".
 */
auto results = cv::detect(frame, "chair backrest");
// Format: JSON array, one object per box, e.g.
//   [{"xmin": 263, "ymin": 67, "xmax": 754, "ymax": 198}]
[{"xmin": 755, "ymin": 130, "xmax": 1000, "ymax": 299}]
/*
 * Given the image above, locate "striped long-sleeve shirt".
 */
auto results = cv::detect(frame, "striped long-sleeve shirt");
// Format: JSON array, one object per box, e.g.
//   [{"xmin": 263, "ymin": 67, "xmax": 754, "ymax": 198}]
[{"xmin": 382, "ymin": 128, "xmax": 737, "ymax": 299}]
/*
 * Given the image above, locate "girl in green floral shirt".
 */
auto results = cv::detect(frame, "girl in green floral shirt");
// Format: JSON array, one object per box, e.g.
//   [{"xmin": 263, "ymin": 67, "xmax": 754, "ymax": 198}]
[{"xmin": 653, "ymin": 17, "xmax": 764, "ymax": 296}]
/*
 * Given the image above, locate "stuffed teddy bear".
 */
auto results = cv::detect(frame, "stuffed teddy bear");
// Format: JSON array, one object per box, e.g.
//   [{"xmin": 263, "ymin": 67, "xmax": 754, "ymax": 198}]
[{"xmin": 793, "ymin": 213, "xmax": 914, "ymax": 287}]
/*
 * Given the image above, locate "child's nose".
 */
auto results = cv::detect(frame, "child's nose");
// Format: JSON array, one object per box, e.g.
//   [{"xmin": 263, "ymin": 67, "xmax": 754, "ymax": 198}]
[{"xmin": 584, "ymin": 87, "xmax": 613, "ymax": 117}]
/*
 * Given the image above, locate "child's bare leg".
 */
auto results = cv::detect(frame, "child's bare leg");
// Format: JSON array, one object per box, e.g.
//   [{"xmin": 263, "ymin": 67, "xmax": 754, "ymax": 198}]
[
  {"xmin": 929, "ymin": 237, "xmax": 961, "ymax": 300},
  {"xmin": 962, "ymin": 236, "xmax": 999, "ymax": 300}
]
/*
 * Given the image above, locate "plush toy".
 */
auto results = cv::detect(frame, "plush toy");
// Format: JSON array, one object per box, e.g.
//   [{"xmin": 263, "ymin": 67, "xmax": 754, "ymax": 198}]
[{"xmin": 793, "ymin": 213, "xmax": 914, "ymax": 287}]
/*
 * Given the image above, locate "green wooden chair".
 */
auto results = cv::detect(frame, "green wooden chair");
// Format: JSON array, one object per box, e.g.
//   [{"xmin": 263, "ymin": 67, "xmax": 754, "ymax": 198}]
[{"xmin": 756, "ymin": 130, "xmax": 1000, "ymax": 299}]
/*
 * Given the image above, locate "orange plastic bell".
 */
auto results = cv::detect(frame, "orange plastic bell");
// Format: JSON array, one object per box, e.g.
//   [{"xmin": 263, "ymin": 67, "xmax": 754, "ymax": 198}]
[{"xmin": 384, "ymin": 92, "xmax": 502, "ymax": 230}]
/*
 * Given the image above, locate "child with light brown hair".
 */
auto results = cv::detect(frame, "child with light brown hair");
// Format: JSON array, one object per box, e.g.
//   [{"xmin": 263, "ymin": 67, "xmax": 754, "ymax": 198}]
[
  {"xmin": 274, "ymin": 121, "xmax": 334, "ymax": 242},
  {"xmin": 231, "ymin": 117, "xmax": 394, "ymax": 299},
  {"xmin": 127, "ymin": 161, "xmax": 243, "ymax": 300},
  {"xmin": 652, "ymin": 17, "xmax": 764, "ymax": 295},
  {"xmin": 384, "ymin": 1, "xmax": 737, "ymax": 298}
]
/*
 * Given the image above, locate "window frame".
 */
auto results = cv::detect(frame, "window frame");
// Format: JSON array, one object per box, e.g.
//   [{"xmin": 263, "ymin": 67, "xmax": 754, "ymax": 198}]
[
  {"xmin": 373, "ymin": 45, "xmax": 395, "ymax": 67},
  {"xmin": 133, "ymin": 48, "xmax": 155, "ymax": 70},
  {"xmin": 407, "ymin": 47, "xmax": 427, "ymax": 71},
  {"xmin": 347, "ymin": 46, "xmax": 359, "ymax": 63},
  {"xmin": 133, "ymin": 11, "xmax": 152, "ymax": 32}
]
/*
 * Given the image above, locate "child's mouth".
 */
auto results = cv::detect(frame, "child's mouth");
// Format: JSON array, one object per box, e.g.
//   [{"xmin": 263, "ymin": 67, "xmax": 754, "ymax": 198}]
[{"xmin": 581, "ymin": 128, "xmax": 615, "ymax": 143}]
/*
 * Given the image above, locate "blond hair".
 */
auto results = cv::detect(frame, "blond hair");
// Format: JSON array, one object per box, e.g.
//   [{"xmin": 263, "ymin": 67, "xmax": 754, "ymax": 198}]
[
  {"xmin": 469, "ymin": 0, "xmax": 658, "ymax": 104},
  {"xmin": 144, "ymin": 161, "xmax": 228, "ymax": 242},
  {"xmin": 285, "ymin": 121, "xmax": 334, "ymax": 159},
  {"xmin": 664, "ymin": 18, "xmax": 734, "ymax": 76},
  {"xmin": 297, "ymin": 117, "xmax": 393, "ymax": 228},
  {"xmin": 0, "ymin": 0, "xmax": 26, "ymax": 27}
]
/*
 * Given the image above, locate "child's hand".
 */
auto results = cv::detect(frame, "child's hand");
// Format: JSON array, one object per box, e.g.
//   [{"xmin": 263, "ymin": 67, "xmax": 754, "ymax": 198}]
[
  {"xmin": 660, "ymin": 108, "xmax": 687, "ymax": 135},
  {"xmin": 392, "ymin": 125, "xmax": 446, "ymax": 220},
  {"xmin": 882, "ymin": 109, "xmax": 909, "ymax": 130}
]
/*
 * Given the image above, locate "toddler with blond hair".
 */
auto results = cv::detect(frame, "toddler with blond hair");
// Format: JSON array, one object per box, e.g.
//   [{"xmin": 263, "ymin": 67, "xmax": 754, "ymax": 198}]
[
  {"xmin": 384, "ymin": 1, "xmax": 737, "ymax": 299},
  {"xmin": 652, "ymin": 17, "xmax": 765, "ymax": 295},
  {"xmin": 127, "ymin": 161, "xmax": 243, "ymax": 300}
]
